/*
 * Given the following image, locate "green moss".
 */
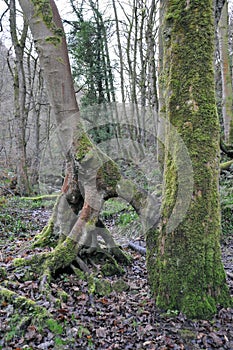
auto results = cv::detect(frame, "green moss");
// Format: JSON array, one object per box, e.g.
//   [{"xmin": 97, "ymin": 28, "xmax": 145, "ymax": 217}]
[
  {"xmin": 220, "ymin": 160, "xmax": 233, "ymax": 170},
  {"xmin": 31, "ymin": 0, "xmax": 64, "ymax": 42},
  {"xmin": 76, "ymin": 132, "xmax": 93, "ymax": 160},
  {"xmin": 21, "ymin": 194, "xmax": 58, "ymax": 201},
  {"xmin": 180, "ymin": 294, "xmax": 216, "ymax": 320},
  {"xmin": 13, "ymin": 257, "xmax": 28, "ymax": 267},
  {"xmin": 110, "ymin": 246, "xmax": 133, "ymax": 265},
  {"xmin": 57, "ymin": 289, "xmax": 69, "ymax": 302},
  {"xmin": 13, "ymin": 252, "xmax": 48, "ymax": 270},
  {"xmin": 101, "ymin": 262, "xmax": 124, "ymax": 276},
  {"xmin": 87, "ymin": 275, "xmax": 112, "ymax": 296},
  {"xmin": 46, "ymin": 318, "xmax": 63, "ymax": 334},
  {"xmin": 116, "ymin": 178, "xmax": 137, "ymax": 199},
  {"xmin": 45, "ymin": 36, "xmax": 62, "ymax": 46},
  {"xmin": 32, "ymin": 0, "xmax": 53, "ymax": 25},
  {"xmin": 0, "ymin": 287, "xmax": 50, "ymax": 322},
  {"xmin": 43, "ymin": 237, "xmax": 77, "ymax": 274},
  {"xmin": 33, "ymin": 220, "xmax": 55, "ymax": 248},
  {"xmin": 56, "ymin": 57, "xmax": 65, "ymax": 64},
  {"xmin": 71, "ymin": 265, "xmax": 86, "ymax": 280},
  {"xmin": 112, "ymin": 279, "xmax": 129, "ymax": 293},
  {"xmin": 0, "ymin": 267, "xmax": 6, "ymax": 279},
  {"xmin": 87, "ymin": 274, "xmax": 96, "ymax": 294},
  {"xmin": 95, "ymin": 279, "xmax": 112, "ymax": 296},
  {"xmin": 116, "ymin": 178, "xmax": 147, "ymax": 213},
  {"xmin": 101, "ymin": 160, "xmax": 121, "ymax": 189}
]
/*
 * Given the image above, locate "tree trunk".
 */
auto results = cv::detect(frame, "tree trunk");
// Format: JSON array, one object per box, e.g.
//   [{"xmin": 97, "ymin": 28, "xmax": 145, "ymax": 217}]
[
  {"xmin": 146, "ymin": 0, "xmax": 231, "ymax": 319},
  {"xmin": 9, "ymin": 0, "xmax": 31, "ymax": 195},
  {"xmin": 17, "ymin": 0, "xmax": 160, "ymax": 288},
  {"xmin": 145, "ymin": 0, "xmax": 159, "ymax": 110},
  {"xmin": 218, "ymin": 1, "xmax": 233, "ymax": 143},
  {"xmin": 112, "ymin": 0, "xmax": 126, "ymax": 103}
]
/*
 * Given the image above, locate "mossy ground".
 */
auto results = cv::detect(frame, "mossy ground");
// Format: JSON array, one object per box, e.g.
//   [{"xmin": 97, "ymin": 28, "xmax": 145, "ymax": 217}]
[{"xmin": 0, "ymin": 195, "xmax": 233, "ymax": 348}]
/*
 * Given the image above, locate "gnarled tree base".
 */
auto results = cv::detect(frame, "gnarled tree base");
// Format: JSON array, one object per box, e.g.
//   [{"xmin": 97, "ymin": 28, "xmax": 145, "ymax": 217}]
[{"xmin": 14, "ymin": 232, "xmax": 132, "ymax": 297}]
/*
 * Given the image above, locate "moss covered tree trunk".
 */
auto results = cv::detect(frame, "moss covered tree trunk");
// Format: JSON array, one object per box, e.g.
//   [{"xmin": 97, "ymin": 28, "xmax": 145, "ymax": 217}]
[{"xmin": 146, "ymin": 0, "xmax": 231, "ymax": 319}]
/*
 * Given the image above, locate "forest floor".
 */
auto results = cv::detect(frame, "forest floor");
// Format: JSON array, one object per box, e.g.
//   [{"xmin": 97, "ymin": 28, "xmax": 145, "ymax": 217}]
[{"xmin": 0, "ymin": 196, "xmax": 233, "ymax": 350}]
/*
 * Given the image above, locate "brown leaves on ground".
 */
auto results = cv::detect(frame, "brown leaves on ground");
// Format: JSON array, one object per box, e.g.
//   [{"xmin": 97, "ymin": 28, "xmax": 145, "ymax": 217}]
[{"xmin": 0, "ymin": 200, "xmax": 233, "ymax": 349}]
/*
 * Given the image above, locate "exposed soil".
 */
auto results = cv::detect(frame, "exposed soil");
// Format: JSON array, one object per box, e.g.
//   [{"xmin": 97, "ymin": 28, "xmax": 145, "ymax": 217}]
[{"xmin": 0, "ymin": 198, "xmax": 233, "ymax": 350}]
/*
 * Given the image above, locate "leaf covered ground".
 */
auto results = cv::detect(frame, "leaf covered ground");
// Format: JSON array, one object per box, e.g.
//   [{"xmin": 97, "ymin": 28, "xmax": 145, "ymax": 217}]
[{"xmin": 0, "ymin": 196, "xmax": 233, "ymax": 350}]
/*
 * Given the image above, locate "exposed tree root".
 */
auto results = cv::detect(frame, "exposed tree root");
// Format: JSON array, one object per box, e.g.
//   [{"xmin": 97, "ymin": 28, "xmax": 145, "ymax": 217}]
[
  {"xmin": 14, "ymin": 251, "xmax": 49, "ymax": 270},
  {"xmin": 11, "ymin": 148, "xmax": 152, "ymax": 302},
  {"xmin": 128, "ymin": 241, "xmax": 146, "ymax": 255},
  {"xmin": 12, "ymin": 119, "xmax": 158, "ymax": 301},
  {"xmin": 0, "ymin": 285, "xmax": 68, "ymax": 338},
  {"xmin": 0, "ymin": 286, "xmax": 52, "ymax": 323},
  {"xmin": 32, "ymin": 220, "xmax": 55, "ymax": 248},
  {"xmin": 73, "ymin": 257, "xmax": 91, "ymax": 274},
  {"xmin": 13, "ymin": 228, "xmax": 131, "ymax": 297}
]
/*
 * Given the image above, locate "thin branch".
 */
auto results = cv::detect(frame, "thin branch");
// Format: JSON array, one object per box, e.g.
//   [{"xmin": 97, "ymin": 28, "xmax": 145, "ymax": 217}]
[{"xmin": 0, "ymin": 7, "xmax": 9, "ymax": 32}]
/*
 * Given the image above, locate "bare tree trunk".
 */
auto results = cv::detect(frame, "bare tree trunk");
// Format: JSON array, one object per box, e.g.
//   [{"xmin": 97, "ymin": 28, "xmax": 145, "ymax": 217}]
[
  {"xmin": 145, "ymin": 0, "xmax": 159, "ymax": 110},
  {"xmin": 112, "ymin": 0, "xmax": 126, "ymax": 103},
  {"xmin": 218, "ymin": 1, "xmax": 233, "ymax": 143},
  {"xmin": 9, "ymin": 0, "xmax": 31, "ymax": 195},
  {"xmin": 157, "ymin": 0, "xmax": 167, "ymax": 165}
]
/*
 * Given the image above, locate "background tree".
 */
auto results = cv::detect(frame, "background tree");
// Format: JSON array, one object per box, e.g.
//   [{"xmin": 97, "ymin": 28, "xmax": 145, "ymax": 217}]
[
  {"xmin": 8, "ymin": 0, "xmax": 31, "ymax": 195},
  {"xmin": 0, "ymin": 1, "xmax": 52, "ymax": 194},
  {"xmin": 146, "ymin": 0, "xmax": 231, "ymax": 319},
  {"xmin": 68, "ymin": 0, "xmax": 115, "ymax": 107},
  {"xmin": 68, "ymin": 0, "xmax": 159, "ymax": 108},
  {"xmin": 218, "ymin": 1, "xmax": 233, "ymax": 144},
  {"xmin": 0, "ymin": 41, "xmax": 14, "ymax": 172},
  {"xmin": 112, "ymin": 0, "xmax": 158, "ymax": 107}
]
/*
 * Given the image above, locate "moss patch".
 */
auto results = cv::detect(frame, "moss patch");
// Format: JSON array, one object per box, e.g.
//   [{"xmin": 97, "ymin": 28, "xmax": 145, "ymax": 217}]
[
  {"xmin": 112, "ymin": 279, "xmax": 129, "ymax": 293},
  {"xmin": 101, "ymin": 262, "xmax": 124, "ymax": 277},
  {"xmin": 95, "ymin": 279, "xmax": 112, "ymax": 296},
  {"xmin": 76, "ymin": 132, "xmax": 93, "ymax": 160},
  {"xmin": 31, "ymin": 0, "xmax": 64, "ymax": 43},
  {"xmin": 32, "ymin": 219, "xmax": 55, "ymax": 248},
  {"xmin": 43, "ymin": 237, "xmax": 77, "ymax": 274},
  {"xmin": 0, "ymin": 287, "xmax": 51, "ymax": 321}
]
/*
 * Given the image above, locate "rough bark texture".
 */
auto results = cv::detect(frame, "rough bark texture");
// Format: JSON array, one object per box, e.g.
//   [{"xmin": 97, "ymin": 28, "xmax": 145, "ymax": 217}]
[{"xmin": 147, "ymin": 0, "xmax": 231, "ymax": 319}]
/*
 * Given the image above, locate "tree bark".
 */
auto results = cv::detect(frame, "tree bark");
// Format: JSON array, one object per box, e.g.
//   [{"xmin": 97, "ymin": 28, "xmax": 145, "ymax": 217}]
[
  {"xmin": 218, "ymin": 1, "xmax": 233, "ymax": 143},
  {"xmin": 17, "ymin": 0, "xmax": 159, "ymax": 286},
  {"xmin": 147, "ymin": 0, "xmax": 231, "ymax": 319},
  {"xmin": 9, "ymin": 0, "xmax": 31, "ymax": 195},
  {"xmin": 112, "ymin": 0, "xmax": 126, "ymax": 103}
]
